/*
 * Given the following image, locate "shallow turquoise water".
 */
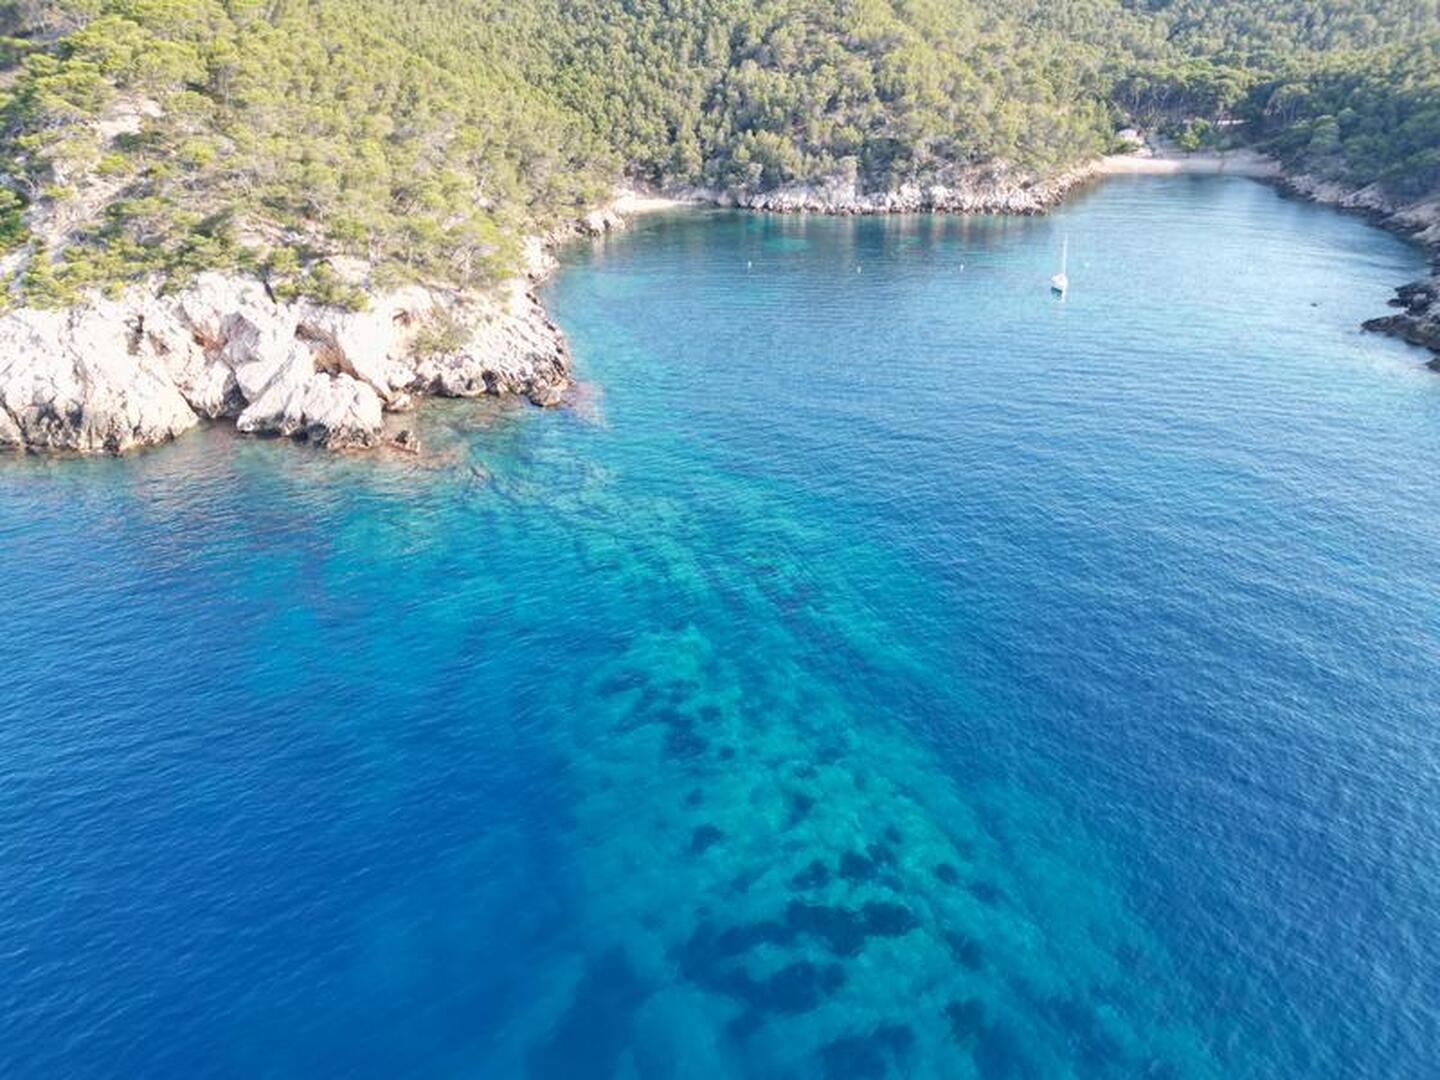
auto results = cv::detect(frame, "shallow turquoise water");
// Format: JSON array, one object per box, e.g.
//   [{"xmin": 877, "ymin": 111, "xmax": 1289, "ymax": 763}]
[{"xmin": 2, "ymin": 176, "xmax": 1438, "ymax": 1077}]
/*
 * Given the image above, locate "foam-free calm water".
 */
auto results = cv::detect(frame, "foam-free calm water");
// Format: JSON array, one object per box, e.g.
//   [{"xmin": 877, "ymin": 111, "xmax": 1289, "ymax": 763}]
[{"xmin": 2, "ymin": 176, "xmax": 1438, "ymax": 1078}]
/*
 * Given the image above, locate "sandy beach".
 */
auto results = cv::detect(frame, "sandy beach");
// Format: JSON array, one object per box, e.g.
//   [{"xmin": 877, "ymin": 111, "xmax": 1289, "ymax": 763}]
[
  {"xmin": 611, "ymin": 190, "xmax": 697, "ymax": 214},
  {"xmin": 1098, "ymin": 148, "xmax": 1280, "ymax": 178}
]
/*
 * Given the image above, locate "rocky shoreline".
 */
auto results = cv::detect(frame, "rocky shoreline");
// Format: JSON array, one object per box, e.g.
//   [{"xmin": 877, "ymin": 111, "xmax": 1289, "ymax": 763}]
[
  {"xmin": 1278, "ymin": 174, "xmax": 1440, "ymax": 364},
  {"xmin": 0, "ymin": 198, "xmax": 652, "ymax": 456},
  {"xmin": 0, "ymin": 271, "xmax": 573, "ymax": 454},
  {"xmin": 6, "ymin": 160, "xmax": 1437, "ymax": 456},
  {"xmin": 710, "ymin": 149, "xmax": 1280, "ymax": 215},
  {"xmin": 714, "ymin": 161, "xmax": 1098, "ymax": 216}
]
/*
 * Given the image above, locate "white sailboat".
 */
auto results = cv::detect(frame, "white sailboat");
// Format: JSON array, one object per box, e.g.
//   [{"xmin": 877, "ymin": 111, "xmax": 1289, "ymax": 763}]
[{"xmin": 1050, "ymin": 237, "xmax": 1069, "ymax": 296}]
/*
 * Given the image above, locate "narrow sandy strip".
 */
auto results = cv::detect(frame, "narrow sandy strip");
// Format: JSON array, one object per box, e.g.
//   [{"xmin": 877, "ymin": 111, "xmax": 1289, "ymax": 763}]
[
  {"xmin": 609, "ymin": 150, "xmax": 1283, "ymax": 219},
  {"xmin": 610, "ymin": 191, "xmax": 698, "ymax": 215},
  {"xmin": 1097, "ymin": 149, "xmax": 1280, "ymax": 178}
]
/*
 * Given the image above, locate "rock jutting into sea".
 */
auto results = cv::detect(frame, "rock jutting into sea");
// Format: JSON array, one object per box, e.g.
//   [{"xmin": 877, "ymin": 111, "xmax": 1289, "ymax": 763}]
[
  {"xmin": 0, "ymin": 271, "xmax": 571, "ymax": 454},
  {"xmin": 0, "ymin": 203, "xmax": 644, "ymax": 456},
  {"xmin": 1363, "ymin": 276, "xmax": 1440, "ymax": 362}
]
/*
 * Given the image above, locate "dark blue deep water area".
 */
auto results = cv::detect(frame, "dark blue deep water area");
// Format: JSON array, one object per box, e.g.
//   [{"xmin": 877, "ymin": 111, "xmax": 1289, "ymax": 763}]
[{"xmin": 3, "ymin": 176, "xmax": 1439, "ymax": 1078}]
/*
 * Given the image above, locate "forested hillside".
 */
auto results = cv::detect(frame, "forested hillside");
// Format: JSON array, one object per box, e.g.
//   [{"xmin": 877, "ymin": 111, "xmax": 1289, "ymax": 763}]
[
  {"xmin": 0, "ymin": 0, "xmax": 615, "ymax": 306},
  {"xmin": 1242, "ymin": 38, "xmax": 1440, "ymax": 196},
  {"xmin": 0, "ymin": 0, "xmax": 1435, "ymax": 306},
  {"xmin": 1115, "ymin": 0, "xmax": 1440, "ymax": 191},
  {"xmin": 1151, "ymin": 0, "xmax": 1437, "ymax": 58},
  {"xmin": 548, "ymin": 0, "xmax": 1118, "ymax": 191}
]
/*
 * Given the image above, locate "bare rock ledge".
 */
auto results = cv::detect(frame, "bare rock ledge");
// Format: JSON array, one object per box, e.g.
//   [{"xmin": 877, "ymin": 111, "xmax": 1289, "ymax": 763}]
[{"xmin": 0, "ymin": 272, "xmax": 570, "ymax": 454}]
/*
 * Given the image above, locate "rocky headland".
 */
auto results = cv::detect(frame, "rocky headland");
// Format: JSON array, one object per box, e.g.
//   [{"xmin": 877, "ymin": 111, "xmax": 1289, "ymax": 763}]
[
  {"xmin": 0, "ymin": 269, "xmax": 573, "ymax": 454},
  {"xmin": 0, "ymin": 183, "xmax": 651, "ymax": 457}
]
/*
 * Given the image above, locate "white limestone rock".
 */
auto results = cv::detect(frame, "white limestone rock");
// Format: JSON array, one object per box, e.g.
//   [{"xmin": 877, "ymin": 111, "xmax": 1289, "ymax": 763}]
[
  {"xmin": 0, "ymin": 268, "xmax": 571, "ymax": 454},
  {"xmin": 409, "ymin": 280, "xmax": 570, "ymax": 407},
  {"xmin": 0, "ymin": 303, "xmax": 197, "ymax": 452},
  {"xmin": 294, "ymin": 285, "xmax": 430, "ymax": 401},
  {"xmin": 730, "ymin": 162, "xmax": 1093, "ymax": 215},
  {"xmin": 237, "ymin": 341, "xmax": 385, "ymax": 450},
  {"xmin": 0, "ymin": 400, "xmax": 19, "ymax": 447}
]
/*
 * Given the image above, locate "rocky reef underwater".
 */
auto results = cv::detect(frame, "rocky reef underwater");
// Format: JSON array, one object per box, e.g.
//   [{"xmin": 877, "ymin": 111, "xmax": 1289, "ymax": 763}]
[{"xmin": 451, "ymin": 458, "xmax": 1222, "ymax": 1079}]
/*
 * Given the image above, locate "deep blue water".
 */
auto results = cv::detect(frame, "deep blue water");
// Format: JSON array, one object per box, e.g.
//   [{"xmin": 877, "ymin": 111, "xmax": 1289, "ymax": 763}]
[{"xmin": 3, "ymin": 176, "xmax": 1439, "ymax": 1078}]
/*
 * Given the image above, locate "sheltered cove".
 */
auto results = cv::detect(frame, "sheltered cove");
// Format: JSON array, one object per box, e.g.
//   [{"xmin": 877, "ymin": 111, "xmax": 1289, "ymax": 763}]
[{"xmin": 2, "ymin": 150, "xmax": 1436, "ymax": 456}]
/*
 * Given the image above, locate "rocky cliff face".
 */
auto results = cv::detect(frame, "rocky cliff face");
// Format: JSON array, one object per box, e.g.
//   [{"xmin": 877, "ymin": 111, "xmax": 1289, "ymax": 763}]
[
  {"xmin": 0, "ymin": 272, "xmax": 570, "ymax": 454},
  {"xmin": 1283, "ymin": 174, "xmax": 1440, "ymax": 363},
  {"xmin": 710, "ymin": 163, "xmax": 1096, "ymax": 216}
]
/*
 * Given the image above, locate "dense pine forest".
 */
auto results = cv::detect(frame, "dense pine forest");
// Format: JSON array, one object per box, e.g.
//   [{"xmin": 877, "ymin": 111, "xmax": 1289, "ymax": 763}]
[{"xmin": 0, "ymin": 0, "xmax": 1436, "ymax": 305}]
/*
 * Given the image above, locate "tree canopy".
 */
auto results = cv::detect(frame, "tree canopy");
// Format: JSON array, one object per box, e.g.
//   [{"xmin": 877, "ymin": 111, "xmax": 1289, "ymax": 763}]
[{"xmin": 0, "ymin": 0, "xmax": 1435, "ymax": 305}]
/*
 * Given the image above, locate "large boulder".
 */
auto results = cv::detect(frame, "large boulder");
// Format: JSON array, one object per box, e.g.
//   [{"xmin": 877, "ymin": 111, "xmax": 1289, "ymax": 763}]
[{"xmin": 236, "ymin": 341, "xmax": 385, "ymax": 449}]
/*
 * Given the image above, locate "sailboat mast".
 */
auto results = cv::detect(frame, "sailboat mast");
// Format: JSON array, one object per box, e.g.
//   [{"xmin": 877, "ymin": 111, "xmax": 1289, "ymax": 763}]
[{"xmin": 1049, "ymin": 236, "xmax": 1070, "ymax": 295}]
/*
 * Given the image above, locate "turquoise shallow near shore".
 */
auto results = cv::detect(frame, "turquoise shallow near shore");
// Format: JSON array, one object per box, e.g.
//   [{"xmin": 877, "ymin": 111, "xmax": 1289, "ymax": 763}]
[{"xmin": 2, "ymin": 175, "xmax": 1438, "ymax": 1078}]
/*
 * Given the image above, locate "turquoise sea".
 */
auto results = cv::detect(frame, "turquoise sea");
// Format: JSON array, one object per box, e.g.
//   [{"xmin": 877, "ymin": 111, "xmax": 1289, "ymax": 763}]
[{"xmin": 2, "ymin": 175, "xmax": 1438, "ymax": 1078}]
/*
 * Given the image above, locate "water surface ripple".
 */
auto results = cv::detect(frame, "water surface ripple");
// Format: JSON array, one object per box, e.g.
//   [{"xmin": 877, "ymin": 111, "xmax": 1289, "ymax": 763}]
[{"xmin": 2, "ymin": 176, "xmax": 1438, "ymax": 1078}]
